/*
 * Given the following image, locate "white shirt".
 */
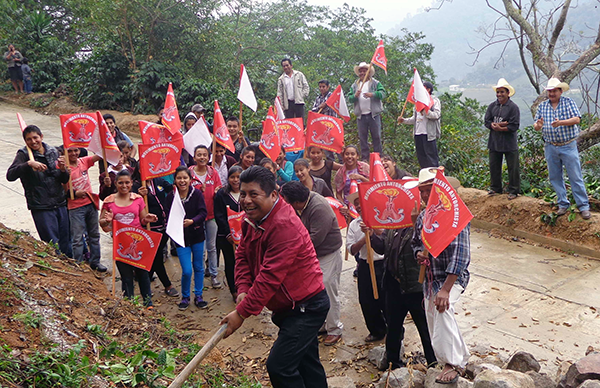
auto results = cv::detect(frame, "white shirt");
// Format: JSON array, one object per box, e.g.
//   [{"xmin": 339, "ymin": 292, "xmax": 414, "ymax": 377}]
[
  {"xmin": 358, "ymin": 81, "xmax": 371, "ymax": 115},
  {"xmin": 414, "ymin": 111, "xmax": 427, "ymax": 135},
  {"xmin": 346, "ymin": 217, "xmax": 384, "ymax": 261},
  {"xmin": 283, "ymin": 74, "xmax": 294, "ymax": 102},
  {"xmin": 213, "ymin": 158, "xmax": 228, "ymax": 186}
]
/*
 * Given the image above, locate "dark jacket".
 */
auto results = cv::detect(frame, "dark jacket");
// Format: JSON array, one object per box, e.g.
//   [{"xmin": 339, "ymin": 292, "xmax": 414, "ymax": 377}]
[
  {"xmin": 133, "ymin": 178, "xmax": 173, "ymax": 231},
  {"xmin": 371, "ymin": 227, "xmax": 422, "ymax": 294},
  {"xmin": 214, "ymin": 187, "xmax": 241, "ymax": 237},
  {"xmin": 484, "ymin": 98, "xmax": 520, "ymax": 152},
  {"xmin": 7, "ymin": 144, "xmax": 70, "ymax": 210},
  {"xmin": 299, "ymin": 192, "xmax": 342, "ymax": 257},
  {"xmin": 311, "ymin": 176, "xmax": 333, "ymax": 198},
  {"xmin": 165, "ymin": 187, "xmax": 207, "ymax": 247},
  {"xmin": 390, "ymin": 166, "xmax": 412, "ymax": 180}
]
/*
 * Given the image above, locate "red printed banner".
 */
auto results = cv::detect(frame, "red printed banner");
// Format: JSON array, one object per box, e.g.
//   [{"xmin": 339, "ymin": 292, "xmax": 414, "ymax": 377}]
[
  {"xmin": 277, "ymin": 117, "xmax": 305, "ymax": 152},
  {"xmin": 369, "ymin": 153, "xmax": 391, "ymax": 182},
  {"xmin": 227, "ymin": 207, "xmax": 245, "ymax": 244},
  {"xmin": 370, "ymin": 40, "xmax": 388, "ymax": 74},
  {"xmin": 325, "ymin": 197, "xmax": 348, "ymax": 229},
  {"xmin": 161, "ymin": 83, "xmax": 181, "ymax": 134},
  {"xmin": 214, "ymin": 100, "xmax": 235, "ymax": 153},
  {"xmin": 421, "ymin": 169, "xmax": 473, "ymax": 258},
  {"xmin": 60, "ymin": 113, "xmax": 98, "ymax": 148},
  {"xmin": 306, "ymin": 111, "xmax": 344, "ymax": 153},
  {"xmin": 138, "ymin": 140, "xmax": 183, "ymax": 181},
  {"xmin": 259, "ymin": 106, "xmax": 281, "ymax": 162},
  {"xmin": 358, "ymin": 180, "xmax": 419, "ymax": 229},
  {"xmin": 112, "ymin": 220, "xmax": 162, "ymax": 271},
  {"xmin": 325, "ymin": 85, "xmax": 350, "ymax": 123},
  {"xmin": 138, "ymin": 120, "xmax": 182, "ymax": 145}
]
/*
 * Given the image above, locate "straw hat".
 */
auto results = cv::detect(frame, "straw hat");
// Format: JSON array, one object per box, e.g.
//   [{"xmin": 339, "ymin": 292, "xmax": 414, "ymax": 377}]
[
  {"xmin": 417, "ymin": 167, "xmax": 461, "ymax": 189},
  {"xmin": 353, "ymin": 62, "xmax": 375, "ymax": 77},
  {"xmin": 492, "ymin": 78, "xmax": 515, "ymax": 97},
  {"xmin": 545, "ymin": 77, "xmax": 570, "ymax": 92}
]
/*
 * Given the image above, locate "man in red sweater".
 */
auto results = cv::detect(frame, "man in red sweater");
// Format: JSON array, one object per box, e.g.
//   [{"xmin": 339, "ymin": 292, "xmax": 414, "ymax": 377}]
[{"xmin": 221, "ymin": 166, "xmax": 329, "ymax": 388}]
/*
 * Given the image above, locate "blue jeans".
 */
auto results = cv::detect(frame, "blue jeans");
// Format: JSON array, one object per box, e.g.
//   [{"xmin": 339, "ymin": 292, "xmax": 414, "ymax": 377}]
[
  {"xmin": 31, "ymin": 206, "xmax": 72, "ymax": 258},
  {"xmin": 176, "ymin": 241, "xmax": 205, "ymax": 298},
  {"xmin": 24, "ymin": 78, "xmax": 32, "ymax": 93},
  {"xmin": 69, "ymin": 203, "xmax": 101, "ymax": 265},
  {"xmin": 357, "ymin": 114, "xmax": 382, "ymax": 161},
  {"xmin": 544, "ymin": 141, "xmax": 589, "ymax": 211},
  {"xmin": 205, "ymin": 219, "xmax": 218, "ymax": 277}
]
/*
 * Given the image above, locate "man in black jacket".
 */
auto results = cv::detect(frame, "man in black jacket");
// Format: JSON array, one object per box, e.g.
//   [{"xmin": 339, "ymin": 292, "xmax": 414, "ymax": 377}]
[
  {"xmin": 369, "ymin": 225, "xmax": 436, "ymax": 370},
  {"xmin": 485, "ymin": 78, "xmax": 521, "ymax": 199},
  {"xmin": 7, "ymin": 125, "xmax": 72, "ymax": 257}
]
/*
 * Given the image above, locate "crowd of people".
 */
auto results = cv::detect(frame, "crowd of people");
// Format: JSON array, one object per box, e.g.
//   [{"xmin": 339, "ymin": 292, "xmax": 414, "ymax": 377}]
[{"xmin": 6, "ymin": 55, "xmax": 591, "ymax": 387}]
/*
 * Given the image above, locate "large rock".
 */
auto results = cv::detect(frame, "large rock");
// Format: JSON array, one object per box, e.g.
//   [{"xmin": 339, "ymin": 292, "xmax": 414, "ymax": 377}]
[
  {"xmin": 327, "ymin": 375, "xmax": 355, "ymax": 388},
  {"xmin": 525, "ymin": 371, "xmax": 556, "ymax": 388},
  {"xmin": 506, "ymin": 352, "xmax": 541, "ymax": 373},
  {"xmin": 473, "ymin": 369, "xmax": 535, "ymax": 388},
  {"xmin": 377, "ymin": 367, "xmax": 425, "ymax": 388},
  {"xmin": 558, "ymin": 353, "xmax": 600, "ymax": 388},
  {"xmin": 424, "ymin": 368, "xmax": 473, "ymax": 388},
  {"xmin": 466, "ymin": 355, "xmax": 506, "ymax": 379},
  {"xmin": 579, "ymin": 381, "xmax": 600, "ymax": 388},
  {"xmin": 369, "ymin": 346, "xmax": 388, "ymax": 371}
]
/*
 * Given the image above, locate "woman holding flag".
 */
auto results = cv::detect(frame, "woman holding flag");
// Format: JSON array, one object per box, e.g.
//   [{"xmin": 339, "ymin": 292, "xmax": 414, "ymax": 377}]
[{"xmin": 214, "ymin": 165, "xmax": 243, "ymax": 301}]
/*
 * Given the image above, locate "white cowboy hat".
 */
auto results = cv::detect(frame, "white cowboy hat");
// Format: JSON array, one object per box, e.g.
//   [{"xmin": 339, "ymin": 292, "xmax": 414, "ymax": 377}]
[
  {"xmin": 493, "ymin": 78, "xmax": 515, "ymax": 97},
  {"xmin": 545, "ymin": 77, "xmax": 570, "ymax": 92},
  {"xmin": 417, "ymin": 167, "xmax": 461, "ymax": 189},
  {"xmin": 353, "ymin": 62, "xmax": 375, "ymax": 77}
]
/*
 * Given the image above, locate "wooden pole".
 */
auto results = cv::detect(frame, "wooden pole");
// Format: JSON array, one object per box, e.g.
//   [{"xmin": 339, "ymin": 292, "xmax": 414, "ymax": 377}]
[
  {"xmin": 418, "ymin": 249, "xmax": 429, "ymax": 284},
  {"xmin": 364, "ymin": 235, "xmax": 379, "ymax": 300},
  {"xmin": 68, "ymin": 174, "xmax": 75, "ymax": 200},
  {"xmin": 399, "ymin": 98, "xmax": 410, "ymax": 121},
  {"xmin": 239, "ymin": 101, "xmax": 248, "ymax": 148},
  {"xmin": 142, "ymin": 180, "xmax": 150, "ymax": 230},
  {"xmin": 112, "ymin": 259, "xmax": 116, "ymax": 296},
  {"xmin": 356, "ymin": 63, "xmax": 373, "ymax": 95},
  {"xmin": 26, "ymin": 147, "xmax": 34, "ymax": 161},
  {"xmin": 102, "ymin": 148, "xmax": 108, "ymax": 174},
  {"xmin": 168, "ymin": 324, "xmax": 228, "ymax": 388}
]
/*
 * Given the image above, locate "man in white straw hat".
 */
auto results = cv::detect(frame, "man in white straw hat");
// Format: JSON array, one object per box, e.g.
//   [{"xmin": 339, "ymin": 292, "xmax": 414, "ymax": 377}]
[
  {"xmin": 484, "ymin": 78, "xmax": 521, "ymax": 200},
  {"xmin": 348, "ymin": 62, "xmax": 386, "ymax": 161},
  {"xmin": 412, "ymin": 167, "xmax": 471, "ymax": 384},
  {"xmin": 533, "ymin": 78, "xmax": 591, "ymax": 219}
]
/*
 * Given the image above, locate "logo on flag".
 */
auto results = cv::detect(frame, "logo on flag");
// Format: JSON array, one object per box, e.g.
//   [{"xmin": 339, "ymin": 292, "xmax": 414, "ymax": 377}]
[
  {"xmin": 370, "ymin": 40, "xmax": 387, "ymax": 74},
  {"xmin": 358, "ymin": 181, "xmax": 418, "ymax": 229},
  {"xmin": 259, "ymin": 107, "xmax": 281, "ymax": 161},
  {"xmin": 213, "ymin": 100, "xmax": 235, "ymax": 153},
  {"xmin": 277, "ymin": 118, "xmax": 305, "ymax": 152},
  {"xmin": 112, "ymin": 220, "xmax": 161, "ymax": 270},
  {"xmin": 227, "ymin": 207, "xmax": 245, "ymax": 244},
  {"xmin": 60, "ymin": 113, "xmax": 98, "ymax": 148},
  {"xmin": 138, "ymin": 120, "xmax": 181, "ymax": 144},
  {"xmin": 369, "ymin": 153, "xmax": 391, "ymax": 182},
  {"xmin": 306, "ymin": 111, "xmax": 344, "ymax": 153},
  {"xmin": 138, "ymin": 141, "xmax": 183, "ymax": 181},
  {"xmin": 161, "ymin": 83, "xmax": 181, "ymax": 134}
]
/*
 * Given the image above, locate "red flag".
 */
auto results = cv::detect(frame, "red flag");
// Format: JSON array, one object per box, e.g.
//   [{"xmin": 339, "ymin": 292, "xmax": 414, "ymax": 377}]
[
  {"xmin": 370, "ymin": 40, "xmax": 387, "ymax": 74},
  {"xmin": 60, "ymin": 113, "xmax": 98, "ymax": 149},
  {"xmin": 138, "ymin": 120, "xmax": 182, "ymax": 145},
  {"xmin": 113, "ymin": 220, "xmax": 162, "ymax": 271},
  {"xmin": 369, "ymin": 153, "xmax": 391, "ymax": 182},
  {"xmin": 406, "ymin": 68, "xmax": 434, "ymax": 114},
  {"xmin": 306, "ymin": 111, "xmax": 344, "ymax": 153},
  {"xmin": 88, "ymin": 111, "xmax": 121, "ymax": 165},
  {"xmin": 213, "ymin": 100, "xmax": 235, "ymax": 153},
  {"xmin": 421, "ymin": 169, "xmax": 473, "ymax": 258},
  {"xmin": 325, "ymin": 85, "xmax": 351, "ymax": 123},
  {"xmin": 138, "ymin": 140, "xmax": 183, "ymax": 181},
  {"xmin": 161, "ymin": 83, "xmax": 181, "ymax": 134},
  {"xmin": 227, "ymin": 207, "xmax": 245, "ymax": 244},
  {"xmin": 358, "ymin": 180, "xmax": 419, "ymax": 229},
  {"xmin": 325, "ymin": 197, "xmax": 348, "ymax": 229},
  {"xmin": 259, "ymin": 106, "xmax": 281, "ymax": 162},
  {"xmin": 347, "ymin": 179, "xmax": 359, "ymax": 204},
  {"xmin": 277, "ymin": 117, "xmax": 305, "ymax": 152},
  {"xmin": 17, "ymin": 113, "xmax": 27, "ymax": 131}
]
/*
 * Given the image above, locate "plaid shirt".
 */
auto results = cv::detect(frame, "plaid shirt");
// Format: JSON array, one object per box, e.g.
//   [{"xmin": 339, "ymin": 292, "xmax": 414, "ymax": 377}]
[
  {"xmin": 311, "ymin": 91, "xmax": 337, "ymax": 117},
  {"xmin": 535, "ymin": 96, "xmax": 581, "ymax": 144},
  {"xmin": 412, "ymin": 211, "xmax": 471, "ymax": 298}
]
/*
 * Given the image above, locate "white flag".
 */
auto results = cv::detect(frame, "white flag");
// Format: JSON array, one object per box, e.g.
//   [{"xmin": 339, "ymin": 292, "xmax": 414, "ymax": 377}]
[
  {"xmin": 88, "ymin": 112, "xmax": 121, "ymax": 165},
  {"xmin": 237, "ymin": 64, "xmax": 257, "ymax": 112},
  {"xmin": 274, "ymin": 96, "xmax": 285, "ymax": 120},
  {"xmin": 407, "ymin": 68, "xmax": 434, "ymax": 113},
  {"xmin": 183, "ymin": 117, "xmax": 212, "ymax": 156},
  {"xmin": 166, "ymin": 191, "xmax": 186, "ymax": 247}
]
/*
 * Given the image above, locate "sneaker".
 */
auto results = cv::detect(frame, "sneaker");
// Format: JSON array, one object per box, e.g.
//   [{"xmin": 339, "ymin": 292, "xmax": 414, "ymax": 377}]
[
  {"xmin": 556, "ymin": 207, "xmax": 569, "ymax": 216},
  {"xmin": 165, "ymin": 287, "xmax": 179, "ymax": 297},
  {"xmin": 211, "ymin": 276, "xmax": 222, "ymax": 289},
  {"xmin": 194, "ymin": 296, "xmax": 208, "ymax": 309},
  {"xmin": 178, "ymin": 297, "xmax": 190, "ymax": 310}
]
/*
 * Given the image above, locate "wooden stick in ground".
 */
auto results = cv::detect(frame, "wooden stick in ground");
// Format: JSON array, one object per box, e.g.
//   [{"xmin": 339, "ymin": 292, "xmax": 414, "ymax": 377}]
[
  {"xmin": 418, "ymin": 248, "xmax": 429, "ymax": 284},
  {"xmin": 142, "ymin": 180, "xmax": 150, "ymax": 230},
  {"xmin": 168, "ymin": 323, "xmax": 228, "ymax": 388},
  {"xmin": 364, "ymin": 234, "xmax": 379, "ymax": 300}
]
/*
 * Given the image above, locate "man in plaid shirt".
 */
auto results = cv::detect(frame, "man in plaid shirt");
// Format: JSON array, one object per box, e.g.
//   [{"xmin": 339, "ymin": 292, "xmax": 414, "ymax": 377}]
[
  {"xmin": 534, "ymin": 78, "xmax": 590, "ymax": 220},
  {"xmin": 412, "ymin": 168, "xmax": 470, "ymax": 384}
]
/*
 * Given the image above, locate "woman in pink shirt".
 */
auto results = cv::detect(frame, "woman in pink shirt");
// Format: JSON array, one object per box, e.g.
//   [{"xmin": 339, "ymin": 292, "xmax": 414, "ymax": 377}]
[{"xmin": 99, "ymin": 169, "xmax": 158, "ymax": 308}]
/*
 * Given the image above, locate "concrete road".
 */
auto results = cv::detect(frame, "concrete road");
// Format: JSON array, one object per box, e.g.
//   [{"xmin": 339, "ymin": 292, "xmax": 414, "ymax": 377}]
[{"xmin": 1, "ymin": 102, "xmax": 598, "ymax": 378}]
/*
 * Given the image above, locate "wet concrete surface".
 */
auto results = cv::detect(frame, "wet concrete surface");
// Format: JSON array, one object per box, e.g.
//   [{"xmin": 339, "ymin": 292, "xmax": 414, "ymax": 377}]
[{"xmin": 1, "ymin": 101, "xmax": 599, "ymax": 380}]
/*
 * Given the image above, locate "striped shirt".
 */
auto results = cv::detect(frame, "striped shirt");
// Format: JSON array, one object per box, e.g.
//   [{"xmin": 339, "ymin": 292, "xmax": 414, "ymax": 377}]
[
  {"xmin": 535, "ymin": 96, "xmax": 581, "ymax": 144},
  {"xmin": 412, "ymin": 212, "xmax": 471, "ymax": 298}
]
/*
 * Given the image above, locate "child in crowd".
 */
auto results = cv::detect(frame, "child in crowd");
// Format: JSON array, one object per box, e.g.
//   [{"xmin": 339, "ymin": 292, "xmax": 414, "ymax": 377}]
[{"xmin": 21, "ymin": 58, "xmax": 32, "ymax": 94}]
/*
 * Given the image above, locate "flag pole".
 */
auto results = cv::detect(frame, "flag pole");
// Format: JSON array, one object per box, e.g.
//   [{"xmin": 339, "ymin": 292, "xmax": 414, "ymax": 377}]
[
  {"xmin": 65, "ymin": 142, "xmax": 74, "ymax": 200},
  {"xmin": 418, "ymin": 249, "xmax": 429, "ymax": 284},
  {"xmin": 142, "ymin": 180, "xmax": 150, "ymax": 230},
  {"xmin": 102, "ymin": 148, "xmax": 108, "ymax": 174},
  {"xmin": 239, "ymin": 101, "xmax": 248, "ymax": 148},
  {"xmin": 399, "ymin": 98, "xmax": 410, "ymax": 121},
  {"xmin": 356, "ymin": 63, "xmax": 373, "ymax": 95},
  {"xmin": 112, "ymin": 259, "xmax": 116, "ymax": 296},
  {"xmin": 26, "ymin": 146, "xmax": 34, "ymax": 161},
  {"xmin": 364, "ymin": 235, "xmax": 379, "ymax": 300}
]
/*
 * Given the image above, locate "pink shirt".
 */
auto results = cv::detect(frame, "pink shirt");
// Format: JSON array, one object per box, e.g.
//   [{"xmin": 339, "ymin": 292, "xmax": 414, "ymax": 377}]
[
  {"xmin": 67, "ymin": 156, "xmax": 95, "ymax": 210},
  {"xmin": 102, "ymin": 194, "xmax": 145, "ymax": 228}
]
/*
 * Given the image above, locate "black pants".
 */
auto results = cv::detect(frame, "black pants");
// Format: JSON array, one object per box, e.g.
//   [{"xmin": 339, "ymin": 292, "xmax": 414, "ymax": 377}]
[
  {"xmin": 284, "ymin": 101, "xmax": 305, "ymax": 122},
  {"xmin": 357, "ymin": 259, "xmax": 386, "ymax": 338},
  {"xmin": 414, "ymin": 134, "xmax": 439, "ymax": 169},
  {"xmin": 116, "ymin": 261, "xmax": 153, "ymax": 307},
  {"xmin": 489, "ymin": 149, "xmax": 520, "ymax": 195},
  {"xmin": 268, "ymin": 289, "xmax": 329, "ymax": 388},
  {"xmin": 384, "ymin": 272, "xmax": 436, "ymax": 368},
  {"xmin": 149, "ymin": 232, "xmax": 172, "ymax": 289},
  {"xmin": 216, "ymin": 236, "xmax": 236, "ymax": 295}
]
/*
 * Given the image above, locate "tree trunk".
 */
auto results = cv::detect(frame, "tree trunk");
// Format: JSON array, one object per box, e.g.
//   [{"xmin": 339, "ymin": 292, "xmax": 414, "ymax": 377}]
[{"xmin": 578, "ymin": 120, "xmax": 600, "ymax": 152}]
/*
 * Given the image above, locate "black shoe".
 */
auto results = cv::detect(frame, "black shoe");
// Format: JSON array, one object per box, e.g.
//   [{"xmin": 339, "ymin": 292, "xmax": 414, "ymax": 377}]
[{"xmin": 90, "ymin": 262, "xmax": 108, "ymax": 272}]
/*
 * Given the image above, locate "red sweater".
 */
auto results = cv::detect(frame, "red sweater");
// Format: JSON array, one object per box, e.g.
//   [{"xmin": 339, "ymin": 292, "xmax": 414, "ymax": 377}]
[
  {"xmin": 189, "ymin": 166, "xmax": 221, "ymax": 220},
  {"xmin": 235, "ymin": 199, "xmax": 325, "ymax": 317}
]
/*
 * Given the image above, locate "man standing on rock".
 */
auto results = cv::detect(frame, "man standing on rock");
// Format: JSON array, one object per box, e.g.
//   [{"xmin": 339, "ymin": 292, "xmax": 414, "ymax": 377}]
[
  {"xmin": 277, "ymin": 58, "xmax": 310, "ymax": 122},
  {"xmin": 220, "ymin": 166, "xmax": 329, "ymax": 388},
  {"xmin": 534, "ymin": 78, "xmax": 591, "ymax": 219},
  {"xmin": 281, "ymin": 181, "xmax": 344, "ymax": 346},
  {"xmin": 485, "ymin": 78, "xmax": 521, "ymax": 200},
  {"xmin": 412, "ymin": 167, "xmax": 470, "ymax": 384}
]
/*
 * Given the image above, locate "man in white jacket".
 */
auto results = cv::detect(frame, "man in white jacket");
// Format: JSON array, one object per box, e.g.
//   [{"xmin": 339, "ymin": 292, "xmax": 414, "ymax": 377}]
[{"xmin": 277, "ymin": 58, "xmax": 310, "ymax": 123}]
